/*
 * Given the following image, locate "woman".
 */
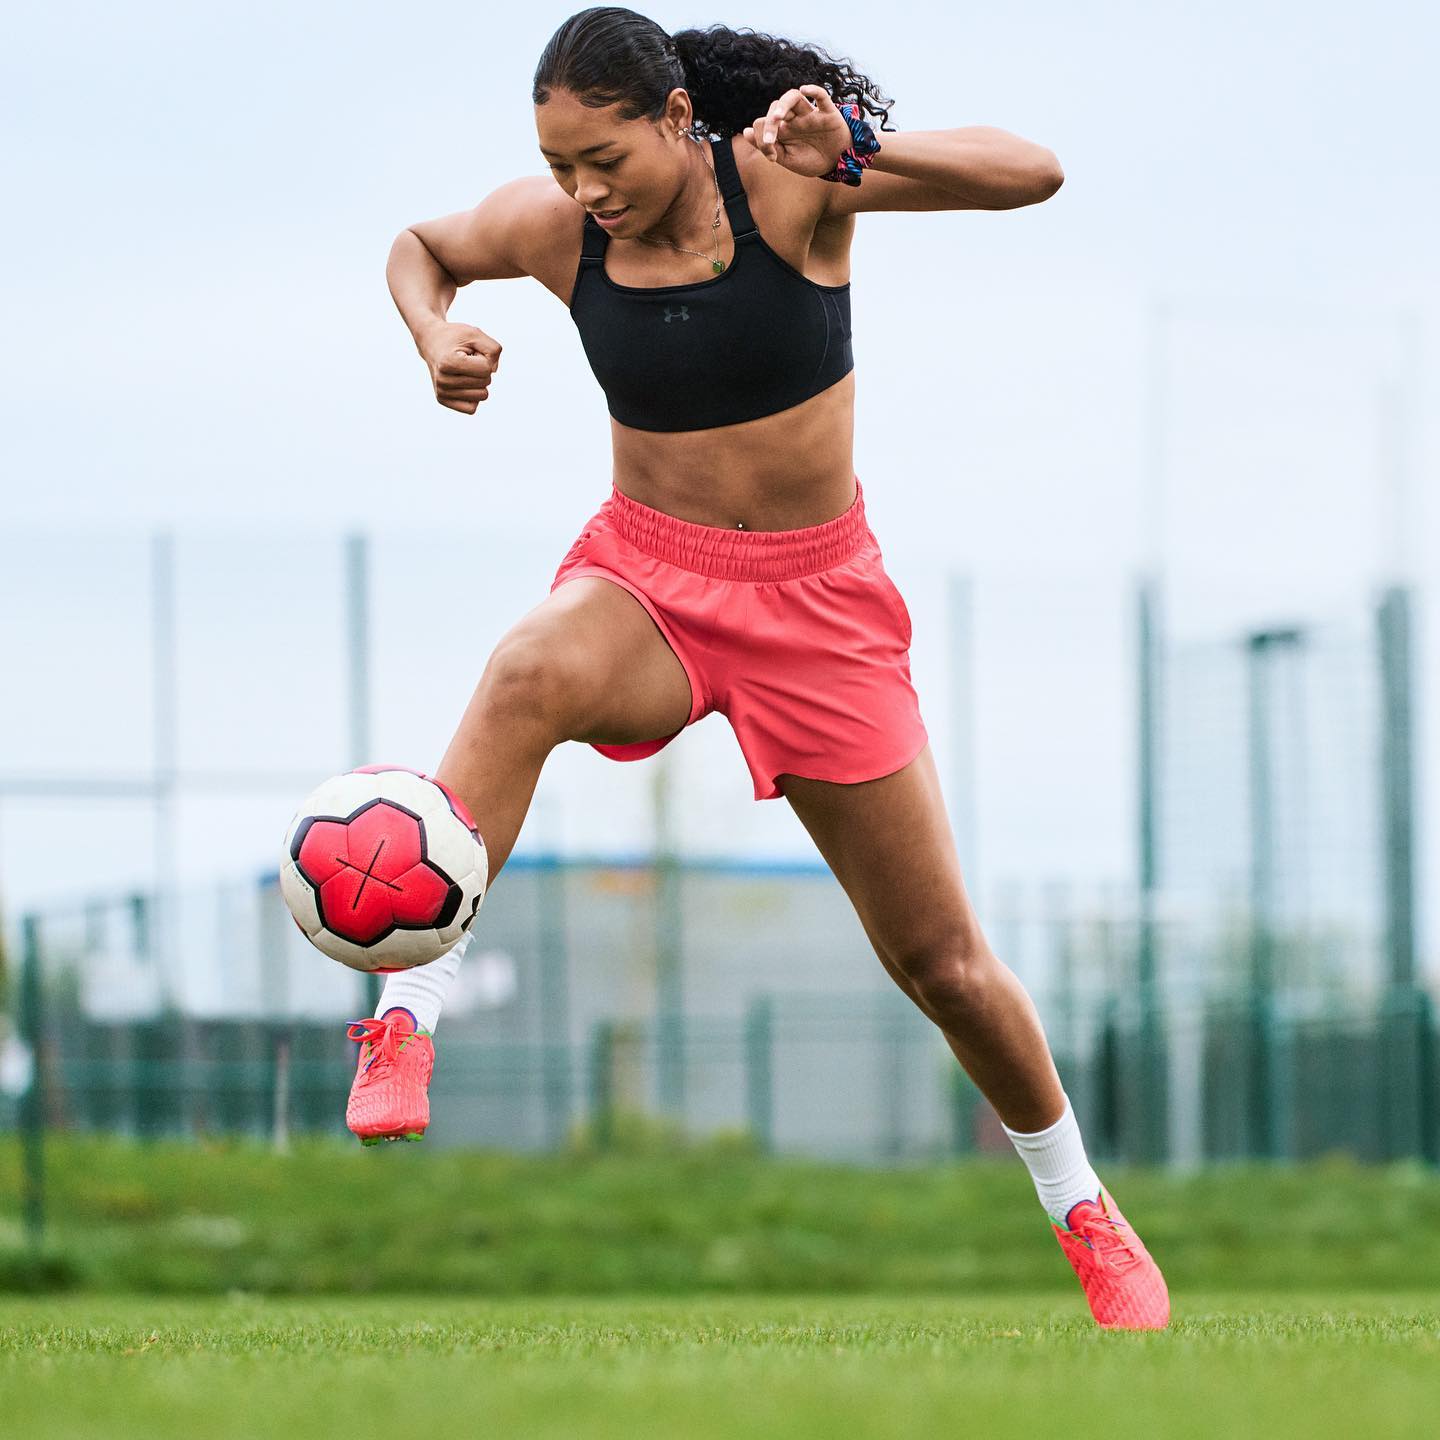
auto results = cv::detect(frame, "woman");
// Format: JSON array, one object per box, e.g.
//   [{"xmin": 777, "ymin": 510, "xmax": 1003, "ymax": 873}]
[{"xmin": 345, "ymin": 7, "xmax": 1168, "ymax": 1330}]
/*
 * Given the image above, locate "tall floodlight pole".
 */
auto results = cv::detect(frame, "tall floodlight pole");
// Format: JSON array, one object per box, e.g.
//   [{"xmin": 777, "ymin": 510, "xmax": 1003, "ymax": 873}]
[
  {"xmin": 1375, "ymin": 310, "xmax": 1427, "ymax": 1161},
  {"xmin": 151, "ymin": 532, "xmax": 179, "ymax": 1006},
  {"xmin": 1376, "ymin": 329, "xmax": 1418, "ymax": 996},
  {"xmin": 345, "ymin": 534, "xmax": 380, "ymax": 1014},
  {"xmin": 1243, "ymin": 628, "xmax": 1303, "ymax": 1160},
  {"xmin": 652, "ymin": 748, "xmax": 684, "ymax": 1123},
  {"xmin": 1134, "ymin": 299, "xmax": 1168, "ymax": 1164},
  {"xmin": 947, "ymin": 574, "xmax": 979, "ymax": 892}
]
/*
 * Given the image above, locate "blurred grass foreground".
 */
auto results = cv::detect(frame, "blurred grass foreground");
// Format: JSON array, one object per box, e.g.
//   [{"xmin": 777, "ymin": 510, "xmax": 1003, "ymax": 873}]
[{"xmin": 4, "ymin": 1131, "xmax": 1440, "ymax": 1296}]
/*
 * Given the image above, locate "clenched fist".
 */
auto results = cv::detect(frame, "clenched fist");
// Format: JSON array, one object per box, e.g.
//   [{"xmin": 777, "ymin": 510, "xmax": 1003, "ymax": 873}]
[{"xmin": 420, "ymin": 323, "xmax": 502, "ymax": 414}]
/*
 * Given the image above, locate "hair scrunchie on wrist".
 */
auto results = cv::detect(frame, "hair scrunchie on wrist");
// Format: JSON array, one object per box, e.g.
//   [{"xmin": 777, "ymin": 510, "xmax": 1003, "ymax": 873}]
[{"xmin": 821, "ymin": 101, "xmax": 882, "ymax": 186}]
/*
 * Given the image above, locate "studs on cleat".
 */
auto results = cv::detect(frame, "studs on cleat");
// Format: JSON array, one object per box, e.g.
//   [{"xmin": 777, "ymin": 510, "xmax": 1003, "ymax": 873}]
[
  {"xmin": 360, "ymin": 1136, "xmax": 381, "ymax": 1146},
  {"xmin": 404, "ymin": 1132, "xmax": 424, "ymax": 1142}
]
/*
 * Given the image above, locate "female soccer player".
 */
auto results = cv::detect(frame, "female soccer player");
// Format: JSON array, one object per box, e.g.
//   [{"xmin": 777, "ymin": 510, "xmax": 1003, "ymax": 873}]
[{"xmin": 345, "ymin": 8, "xmax": 1169, "ymax": 1329}]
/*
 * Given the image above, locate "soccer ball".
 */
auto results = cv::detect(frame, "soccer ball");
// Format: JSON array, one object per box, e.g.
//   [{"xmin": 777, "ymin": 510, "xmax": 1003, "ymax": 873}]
[{"xmin": 280, "ymin": 764, "xmax": 488, "ymax": 972}]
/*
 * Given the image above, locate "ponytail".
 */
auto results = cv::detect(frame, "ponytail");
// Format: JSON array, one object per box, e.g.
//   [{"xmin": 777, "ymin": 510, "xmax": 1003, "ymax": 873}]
[{"xmin": 671, "ymin": 23, "xmax": 894, "ymax": 138}]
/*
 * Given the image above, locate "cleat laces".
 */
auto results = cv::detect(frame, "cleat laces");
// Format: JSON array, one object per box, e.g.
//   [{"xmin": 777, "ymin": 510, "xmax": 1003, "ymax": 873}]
[
  {"xmin": 1067, "ymin": 1206, "xmax": 1143, "ymax": 1273},
  {"xmin": 345, "ymin": 1016, "xmax": 415, "ymax": 1079}
]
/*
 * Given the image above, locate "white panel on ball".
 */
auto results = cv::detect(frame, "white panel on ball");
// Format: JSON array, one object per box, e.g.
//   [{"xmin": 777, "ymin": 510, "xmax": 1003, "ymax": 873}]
[
  {"xmin": 279, "ymin": 859, "xmax": 322, "ymax": 936},
  {"xmin": 367, "ymin": 924, "xmax": 448, "ymax": 969},
  {"xmin": 312, "ymin": 928, "xmax": 380, "ymax": 971},
  {"xmin": 424, "ymin": 811, "xmax": 484, "ymax": 884},
  {"xmin": 307, "ymin": 771, "xmax": 385, "ymax": 822},
  {"xmin": 372, "ymin": 768, "xmax": 447, "ymax": 818}
]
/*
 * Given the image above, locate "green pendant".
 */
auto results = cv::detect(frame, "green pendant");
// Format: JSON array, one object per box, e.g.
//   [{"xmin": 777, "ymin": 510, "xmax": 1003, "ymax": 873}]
[{"xmin": 711, "ymin": 259, "xmax": 726, "ymax": 273}]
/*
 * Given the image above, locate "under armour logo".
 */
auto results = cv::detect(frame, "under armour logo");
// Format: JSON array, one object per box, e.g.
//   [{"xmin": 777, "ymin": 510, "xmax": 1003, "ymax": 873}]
[{"xmin": 662, "ymin": 305, "xmax": 690, "ymax": 322}]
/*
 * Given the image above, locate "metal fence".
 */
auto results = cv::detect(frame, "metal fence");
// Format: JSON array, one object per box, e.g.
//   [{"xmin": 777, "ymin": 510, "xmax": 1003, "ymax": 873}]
[
  {"xmin": 4, "ymin": 861, "xmax": 1437, "ymax": 1177},
  {"xmin": 2, "ymin": 570, "xmax": 1432, "ymax": 1186}
]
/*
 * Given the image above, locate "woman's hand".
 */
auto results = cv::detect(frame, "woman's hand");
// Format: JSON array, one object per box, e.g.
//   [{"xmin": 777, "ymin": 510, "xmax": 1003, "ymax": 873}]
[
  {"xmin": 419, "ymin": 321, "xmax": 502, "ymax": 414},
  {"xmin": 741, "ymin": 85, "xmax": 852, "ymax": 178}
]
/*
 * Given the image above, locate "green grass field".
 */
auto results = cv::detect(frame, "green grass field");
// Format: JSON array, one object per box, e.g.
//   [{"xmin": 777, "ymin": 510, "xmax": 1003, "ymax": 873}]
[
  {"xmin": 5, "ymin": 1134, "xmax": 1440, "ymax": 1294},
  {"xmin": 3, "ymin": 1137, "xmax": 1439, "ymax": 1436},
  {"xmin": 3, "ymin": 1293, "xmax": 1439, "ymax": 1439}
]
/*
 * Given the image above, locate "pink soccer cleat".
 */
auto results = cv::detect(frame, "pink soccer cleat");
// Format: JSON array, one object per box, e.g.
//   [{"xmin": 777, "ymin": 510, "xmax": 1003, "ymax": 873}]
[
  {"xmin": 1052, "ymin": 1184, "xmax": 1170, "ymax": 1330},
  {"xmin": 344, "ymin": 1009, "xmax": 434, "ymax": 1145}
]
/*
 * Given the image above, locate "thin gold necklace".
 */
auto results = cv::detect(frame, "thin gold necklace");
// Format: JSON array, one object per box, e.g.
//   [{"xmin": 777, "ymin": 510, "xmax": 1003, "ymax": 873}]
[{"xmin": 633, "ymin": 132, "xmax": 725, "ymax": 273}]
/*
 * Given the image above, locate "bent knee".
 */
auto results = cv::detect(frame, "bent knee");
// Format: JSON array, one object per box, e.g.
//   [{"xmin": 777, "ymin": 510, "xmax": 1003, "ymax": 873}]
[
  {"xmin": 894, "ymin": 940, "xmax": 999, "ymax": 1011},
  {"xmin": 478, "ymin": 629, "xmax": 600, "ymax": 734}
]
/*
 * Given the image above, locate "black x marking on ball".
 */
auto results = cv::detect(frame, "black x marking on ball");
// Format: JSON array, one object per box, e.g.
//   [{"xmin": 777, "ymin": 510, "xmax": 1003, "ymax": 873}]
[{"xmin": 334, "ymin": 838, "xmax": 402, "ymax": 909}]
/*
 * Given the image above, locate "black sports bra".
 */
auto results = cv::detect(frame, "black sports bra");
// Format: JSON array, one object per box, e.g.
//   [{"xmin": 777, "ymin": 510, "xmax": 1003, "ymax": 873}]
[{"xmin": 568, "ymin": 135, "xmax": 854, "ymax": 432}]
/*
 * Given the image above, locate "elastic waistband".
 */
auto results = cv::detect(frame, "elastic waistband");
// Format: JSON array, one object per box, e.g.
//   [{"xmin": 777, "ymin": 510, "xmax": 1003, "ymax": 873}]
[{"xmin": 605, "ymin": 477, "xmax": 868, "ymax": 581}]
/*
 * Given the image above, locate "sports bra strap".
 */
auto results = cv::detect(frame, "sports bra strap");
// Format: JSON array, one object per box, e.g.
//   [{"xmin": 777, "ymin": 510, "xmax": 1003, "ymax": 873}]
[
  {"xmin": 710, "ymin": 135, "xmax": 757, "ymax": 239},
  {"xmin": 579, "ymin": 212, "xmax": 607, "ymax": 262}
]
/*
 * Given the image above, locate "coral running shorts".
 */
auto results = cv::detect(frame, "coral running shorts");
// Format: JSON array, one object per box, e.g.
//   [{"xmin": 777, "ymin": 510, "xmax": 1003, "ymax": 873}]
[{"xmin": 550, "ymin": 476, "xmax": 928, "ymax": 801}]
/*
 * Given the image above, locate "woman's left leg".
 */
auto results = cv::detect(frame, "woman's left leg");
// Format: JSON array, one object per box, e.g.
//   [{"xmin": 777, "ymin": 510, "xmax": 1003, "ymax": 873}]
[
  {"xmin": 781, "ymin": 742, "xmax": 1170, "ymax": 1328},
  {"xmin": 783, "ymin": 754, "xmax": 1163, "ymax": 1324},
  {"xmin": 779, "ymin": 742, "xmax": 1064, "ymax": 1132}
]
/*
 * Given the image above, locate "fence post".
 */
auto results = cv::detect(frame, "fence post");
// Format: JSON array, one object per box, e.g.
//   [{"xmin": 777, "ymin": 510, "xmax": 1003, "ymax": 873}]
[
  {"xmin": 1244, "ymin": 627, "xmax": 1303, "ymax": 1159},
  {"xmin": 19, "ymin": 914, "xmax": 46, "ymax": 1249},
  {"xmin": 343, "ymin": 533, "xmax": 381, "ymax": 1019},
  {"xmin": 880, "ymin": 1002, "xmax": 907, "ymax": 1161},
  {"xmin": 652, "ymin": 758, "xmax": 686, "ymax": 1121},
  {"xmin": 272, "ymin": 1026, "xmax": 292, "ymax": 1154},
  {"xmin": 744, "ymin": 994, "xmax": 774, "ymax": 1153},
  {"xmin": 1378, "ymin": 984, "xmax": 1427, "ymax": 1163},
  {"xmin": 1135, "ymin": 579, "xmax": 1169, "ymax": 1164},
  {"xmin": 537, "ymin": 855, "xmax": 572, "ymax": 1148},
  {"xmin": 948, "ymin": 1068, "xmax": 978, "ymax": 1158},
  {"xmin": 1093, "ymin": 1000, "xmax": 1121, "ymax": 1162},
  {"xmin": 1419, "ymin": 989, "xmax": 1439, "ymax": 1167},
  {"xmin": 588, "ymin": 1019, "xmax": 615, "ymax": 1150},
  {"xmin": 1377, "ymin": 586, "xmax": 1423, "ymax": 1160}
]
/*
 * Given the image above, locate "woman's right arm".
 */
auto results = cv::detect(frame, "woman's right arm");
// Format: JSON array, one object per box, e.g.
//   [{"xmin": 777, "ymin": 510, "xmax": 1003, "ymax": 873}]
[{"xmin": 387, "ymin": 178, "xmax": 548, "ymax": 414}]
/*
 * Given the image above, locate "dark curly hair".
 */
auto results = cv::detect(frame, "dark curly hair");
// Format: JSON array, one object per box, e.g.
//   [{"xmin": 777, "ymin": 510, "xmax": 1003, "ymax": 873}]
[{"xmin": 532, "ymin": 7, "xmax": 895, "ymax": 140}]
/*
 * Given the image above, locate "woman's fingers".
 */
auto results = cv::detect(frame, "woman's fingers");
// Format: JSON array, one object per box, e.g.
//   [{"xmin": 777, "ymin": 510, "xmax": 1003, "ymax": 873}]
[
  {"xmin": 439, "ymin": 389, "xmax": 487, "ymax": 414},
  {"xmin": 744, "ymin": 88, "xmax": 829, "ymax": 160},
  {"xmin": 438, "ymin": 351, "xmax": 494, "ymax": 384},
  {"xmin": 766, "ymin": 87, "xmax": 811, "ymax": 142},
  {"xmin": 435, "ymin": 349, "xmax": 495, "ymax": 411}
]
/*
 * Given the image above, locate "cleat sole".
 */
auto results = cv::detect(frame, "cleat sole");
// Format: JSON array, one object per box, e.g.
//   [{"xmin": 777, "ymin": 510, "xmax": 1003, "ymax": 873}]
[
  {"xmin": 359, "ymin": 1135, "xmax": 381, "ymax": 1147},
  {"xmin": 404, "ymin": 1132, "xmax": 424, "ymax": 1142}
]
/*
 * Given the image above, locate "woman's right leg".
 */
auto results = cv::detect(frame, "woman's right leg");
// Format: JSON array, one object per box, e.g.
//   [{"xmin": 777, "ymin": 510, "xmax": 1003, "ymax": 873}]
[
  {"xmin": 435, "ymin": 574, "xmax": 695, "ymax": 875},
  {"xmin": 372, "ymin": 575, "xmax": 694, "ymax": 1027}
]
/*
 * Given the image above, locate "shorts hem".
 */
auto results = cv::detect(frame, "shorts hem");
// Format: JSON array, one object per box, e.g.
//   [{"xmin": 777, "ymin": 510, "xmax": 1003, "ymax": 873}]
[{"xmin": 753, "ymin": 726, "xmax": 929, "ymax": 802}]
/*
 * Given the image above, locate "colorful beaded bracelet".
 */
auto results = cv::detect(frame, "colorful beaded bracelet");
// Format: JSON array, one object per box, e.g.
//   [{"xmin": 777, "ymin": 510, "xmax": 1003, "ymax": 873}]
[{"xmin": 821, "ymin": 101, "xmax": 882, "ymax": 186}]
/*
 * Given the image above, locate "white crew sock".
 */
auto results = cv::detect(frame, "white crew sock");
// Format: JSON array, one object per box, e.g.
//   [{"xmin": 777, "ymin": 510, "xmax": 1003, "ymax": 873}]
[
  {"xmin": 374, "ymin": 930, "xmax": 473, "ymax": 1034},
  {"xmin": 1000, "ymin": 1093, "xmax": 1102, "ymax": 1227}
]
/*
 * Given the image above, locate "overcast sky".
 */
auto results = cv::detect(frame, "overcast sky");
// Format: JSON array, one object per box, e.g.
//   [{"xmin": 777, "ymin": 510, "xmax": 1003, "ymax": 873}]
[{"xmin": 2, "ymin": 1, "xmax": 1437, "ymax": 971}]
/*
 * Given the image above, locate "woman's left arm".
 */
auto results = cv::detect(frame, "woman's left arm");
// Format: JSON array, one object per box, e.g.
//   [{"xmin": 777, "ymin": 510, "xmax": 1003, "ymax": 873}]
[
  {"xmin": 857, "ymin": 126, "xmax": 1064, "ymax": 211},
  {"xmin": 742, "ymin": 90, "xmax": 1062, "ymax": 215}
]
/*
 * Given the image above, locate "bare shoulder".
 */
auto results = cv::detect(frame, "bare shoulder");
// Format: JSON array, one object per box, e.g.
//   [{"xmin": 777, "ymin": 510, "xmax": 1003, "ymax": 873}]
[
  {"xmin": 731, "ymin": 134, "xmax": 853, "ymax": 280},
  {"xmin": 406, "ymin": 175, "xmax": 585, "ymax": 301},
  {"xmin": 730, "ymin": 133, "xmax": 830, "ymax": 231}
]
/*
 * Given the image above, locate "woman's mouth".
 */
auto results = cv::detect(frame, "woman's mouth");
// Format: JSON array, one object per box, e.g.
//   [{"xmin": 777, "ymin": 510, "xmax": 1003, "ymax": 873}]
[{"xmin": 593, "ymin": 206, "xmax": 630, "ymax": 227}]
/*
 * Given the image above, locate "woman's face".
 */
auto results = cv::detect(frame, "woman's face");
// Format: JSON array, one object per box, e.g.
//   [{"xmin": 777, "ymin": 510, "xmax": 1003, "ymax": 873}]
[{"xmin": 535, "ymin": 87, "xmax": 689, "ymax": 234}]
